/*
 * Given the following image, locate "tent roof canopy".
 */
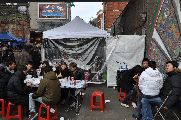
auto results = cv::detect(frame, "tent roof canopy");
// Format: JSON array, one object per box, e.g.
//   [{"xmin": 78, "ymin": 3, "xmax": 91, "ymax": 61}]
[
  {"xmin": 0, "ymin": 32, "xmax": 20, "ymax": 42},
  {"xmin": 43, "ymin": 16, "xmax": 107, "ymax": 39}
]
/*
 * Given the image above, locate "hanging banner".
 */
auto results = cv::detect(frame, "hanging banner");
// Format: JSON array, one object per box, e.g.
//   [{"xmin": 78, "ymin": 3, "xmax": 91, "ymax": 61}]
[
  {"xmin": 42, "ymin": 37, "xmax": 106, "ymax": 71},
  {"xmin": 107, "ymin": 35, "xmax": 145, "ymax": 86}
]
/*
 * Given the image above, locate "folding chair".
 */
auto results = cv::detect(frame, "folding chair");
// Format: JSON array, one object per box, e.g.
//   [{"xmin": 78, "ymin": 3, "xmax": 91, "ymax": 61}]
[
  {"xmin": 154, "ymin": 94, "xmax": 170, "ymax": 119},
  {"xmin": 154, "ymin": 91, "xmax": 181, "ymax": 120}
]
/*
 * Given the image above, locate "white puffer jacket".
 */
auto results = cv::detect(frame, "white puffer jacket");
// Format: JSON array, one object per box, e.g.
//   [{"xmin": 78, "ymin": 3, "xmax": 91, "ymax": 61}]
[{"xmin": 139, "ymin": 67, "xmax": 163, "ymax": 96}]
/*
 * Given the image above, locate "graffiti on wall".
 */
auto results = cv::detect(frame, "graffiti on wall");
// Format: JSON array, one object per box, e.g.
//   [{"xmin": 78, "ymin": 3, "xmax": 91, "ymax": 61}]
[
  {"xmin": 150, "ymin": 40, "xmax": 168, "ymax": 73},
  {"xmin": 155, "ymin": 0, "xmax": 181, "ymax": 61},
  {"xmin": 149, "ymin": 0, "xmax": 181, "ymax": 73}
]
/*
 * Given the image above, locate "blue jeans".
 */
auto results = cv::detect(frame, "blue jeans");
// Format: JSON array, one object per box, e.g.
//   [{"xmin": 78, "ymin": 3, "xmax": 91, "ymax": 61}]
[
  {"xmin": 141, "ymin": 97, "xmax": 163, "ymax": 120},
  {"xmin": 29, "ymin": 93, "xmax": 43, "ymax": 113},
  {"xmin": 133, "ymin": 95, "xmax": 142, "ymax": 118}
]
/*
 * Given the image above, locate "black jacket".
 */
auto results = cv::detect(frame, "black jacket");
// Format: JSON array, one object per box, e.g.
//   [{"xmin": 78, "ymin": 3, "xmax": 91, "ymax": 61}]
[
  {"xmin": 160, "ymin": 72, "xmax": 181, "ymax": 108},
  {"xmin": 0, "ymin": 68, "xmax": 14, "ymax": 99},
  {"xmin": 40, "ymin": 66, "xmax": 53, "ymax": 76},
  {"xmin": 7, "ymin": 71, "xmax": 27, "ymax": 100},
  {"xmin": 70, "ymin": 68, "xmax": 84, "ymax": 80},
  {"xmin": 27, "ymin": 69, "xmax": 38, "ymax": 78},
  {"xmin": 116, "ymin": 70, "xmax": 136, "ymax": 92},
  {"xmin": 55, "ymin": 67, "xmax": 70, "ymax": 79}
]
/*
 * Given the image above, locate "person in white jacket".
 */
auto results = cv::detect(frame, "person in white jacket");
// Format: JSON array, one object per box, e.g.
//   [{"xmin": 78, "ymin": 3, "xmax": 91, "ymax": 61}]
[{"xmin": 139, "ymin": 61, "xmax": 163, "ymax": 120}]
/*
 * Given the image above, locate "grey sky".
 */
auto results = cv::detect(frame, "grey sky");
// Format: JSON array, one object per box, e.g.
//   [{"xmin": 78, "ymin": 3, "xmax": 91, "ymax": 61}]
[{"xmin": 71, "ymin": 2, "xmax": 103, "ymax": 23}]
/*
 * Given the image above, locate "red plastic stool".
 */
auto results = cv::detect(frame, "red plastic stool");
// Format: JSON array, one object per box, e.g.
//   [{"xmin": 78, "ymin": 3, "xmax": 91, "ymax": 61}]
[
  {"xmin": 0, "ymin": 99, "xmax": 5, "ymax": 117},
  {"xmin": 38, "ymin": 103, "xmax": 58, "ymax": 120},
  {"xmin": 118, "ymin": 88, "xmax": 127, "ymax": 102},
  {"xmin": 6, "ymin": 101, "xmax": 22, "ymax": 120},
  {"xmin": 90, "ymin": 91, "xmax": 105, "ymax": 112}
]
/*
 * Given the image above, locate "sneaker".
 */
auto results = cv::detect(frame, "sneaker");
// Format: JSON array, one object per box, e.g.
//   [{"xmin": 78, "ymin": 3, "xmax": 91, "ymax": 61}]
[
  {"xmin": 50, "ymin": 108, "xmax": 55, "ymax": 113},
  {"xmin": 132, "ymin": 102, "xmax": 137, "ymax": 108},
  {"xmin": 28, "ymin": 112, "xmax": 38, "ymax": 120},
  {"xmin": 60, "ymin": 117, "xmax": 65, "ymax": 120},
  {"xmin": 121, "ymin": 103, "xmax": 129, "ymax": 108}
]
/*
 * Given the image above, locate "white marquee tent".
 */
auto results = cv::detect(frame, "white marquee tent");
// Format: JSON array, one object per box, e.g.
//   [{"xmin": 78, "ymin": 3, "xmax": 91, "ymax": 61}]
[
  {"xmin": 43, "ymin": 16, "xmax": 107, "ymax": 39},
  {"xmin": 42, "ymin": 16, "xmax": 107, "ymax": 71}
]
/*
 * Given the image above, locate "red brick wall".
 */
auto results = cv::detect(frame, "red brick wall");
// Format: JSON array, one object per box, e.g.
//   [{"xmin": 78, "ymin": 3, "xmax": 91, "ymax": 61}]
[
  {"xmin": 97, "ymin": 13, "xmax": 103, "ymax": 29},
  {"xmin": 103, "ymin": 2, "xmax": 128, "ymax": 30},
  {"xmin": 0, "ymin": 4, "xmax": 30, "ymax": 40}
]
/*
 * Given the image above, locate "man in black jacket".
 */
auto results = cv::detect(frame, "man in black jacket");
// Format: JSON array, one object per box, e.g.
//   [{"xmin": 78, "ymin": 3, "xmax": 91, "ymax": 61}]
[
  {"xmin": 26, "ymin": 61, "xmax": 38, "ymax": 78},
  {"xmin": 7, "ymin": 65, "xmax": 29, "ymax": 119},
  {"xmin": 69, "ymin": 62, "xmax": 84, "ymax": 80},
  {"xmin": 160, "ymin": 61, "xmax": 181, "ymax": 112},
  {"xmin": 68, "ymin": 62, "xmax": 84, "ymax": 107},
  {"xmin": 0, "ymin": 60, "xmax": 16, "ymax": 99}
]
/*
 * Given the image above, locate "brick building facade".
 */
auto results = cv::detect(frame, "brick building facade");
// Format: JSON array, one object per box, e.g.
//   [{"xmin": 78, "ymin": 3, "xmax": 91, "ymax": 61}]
[
  {"xmin": 28, "ymin": 2, "xmax": 71, "ymax": 43},
  {"xmin": 103, "ymin": 2, "xmax": 128, "ymax": 32},
  {"xmin": 111, "ymin": 0, "xmax": 147, "ymax": 35},
  {"xmin": 29, "ymin": 2, "xmax": 71, "ymax": 32},
  {"xmin": 96, "ymin": 10, "xmax": 103, "ymax": 30},
  {"xmin": 0, "ymin": 3, "xmax": 30, "ymax": 41},
  {"xmin": 111, "ymin": 0, "xmax": 181, "ymax": 72}
]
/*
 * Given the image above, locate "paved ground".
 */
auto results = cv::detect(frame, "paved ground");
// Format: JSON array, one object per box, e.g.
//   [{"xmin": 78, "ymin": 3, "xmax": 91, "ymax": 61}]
[
  {"xmin": 2, "ymin": 83, "xmax": 180, "ymax": 120},
  {"xmin": 76, "ymin": 83, "xmax": 135, "ymax": 120},
  {"xmin": 32, "ymin": 83, "xmax": 135, "ymax": 120}
]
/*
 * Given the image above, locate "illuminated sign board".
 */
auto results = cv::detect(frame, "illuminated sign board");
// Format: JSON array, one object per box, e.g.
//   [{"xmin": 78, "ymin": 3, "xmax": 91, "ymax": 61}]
[{"xmin": 38, "ymin": 3, "xmax": 68, "ymax": 19}]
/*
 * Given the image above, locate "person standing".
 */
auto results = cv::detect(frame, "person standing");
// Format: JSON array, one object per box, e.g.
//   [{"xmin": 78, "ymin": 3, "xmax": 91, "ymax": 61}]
[
  {"xmin": 120, "ymin": 65, "xmax": 144, "ymax": 108},
  {"xmin": 132, "ymin": 58, "xmax": 150, "ymax": 119},
  {"xmin": 17, "ymin": 47, "xmax": 32, "ymax": 69},
  {"xmin": 2, "ymin": 47, "xmax": 15, "ymax": 64}
]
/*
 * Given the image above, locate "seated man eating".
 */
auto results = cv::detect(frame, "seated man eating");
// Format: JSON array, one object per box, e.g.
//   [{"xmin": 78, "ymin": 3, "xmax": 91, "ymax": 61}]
[{"xmin": 29, "ymin": 66, "xmax": 61, "ymax": 119}]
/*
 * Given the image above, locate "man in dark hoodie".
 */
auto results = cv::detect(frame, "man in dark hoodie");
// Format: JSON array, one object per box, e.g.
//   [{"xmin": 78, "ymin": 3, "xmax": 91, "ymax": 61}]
[
  {"xmin": 0, "ymin": 60, "xmax": 16, "ymax": 99},
  {"xmin": 7, "ymin": 65, "xmax": 29, "ymax": 119},
  {"xmin": 160, "ymin": 61, "xmax": 181, "ymax": 117},
  {"xmin": 29, "ymin": 66, "xmax": 61, "ymax": 118}
]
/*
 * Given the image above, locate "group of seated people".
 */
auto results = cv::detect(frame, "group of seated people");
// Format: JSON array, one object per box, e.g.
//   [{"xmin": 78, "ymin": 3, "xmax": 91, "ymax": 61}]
[
  {"xmin": 119, "ymin": 58, "xmax": 181, "ymax": 120},
  {"xmin": 0, "ymin": 60, "xmax": 85, "ymax": 119}
]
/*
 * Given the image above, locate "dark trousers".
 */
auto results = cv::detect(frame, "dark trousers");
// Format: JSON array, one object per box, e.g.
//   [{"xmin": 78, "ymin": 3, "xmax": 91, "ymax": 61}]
[
  {"xmin": 9, "ymin": 95, "xmax": 29, "ymax": 118},
  {"xmin": 69, "ymin": 88, "xmax": 76, "ymax": 103},
  {"xmin": 122, "ymin": 86, "xmax": 137, "ymax": 104},
  {"xmin": 61, "ymin": 88, "xmax": 68, "ymax": 101}
]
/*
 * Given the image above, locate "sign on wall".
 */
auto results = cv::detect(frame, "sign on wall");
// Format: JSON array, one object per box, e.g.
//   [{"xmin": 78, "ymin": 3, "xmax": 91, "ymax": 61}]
[{"xmin": 38, "ymin": 3, "xmax": 68, "ymax": 19}]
